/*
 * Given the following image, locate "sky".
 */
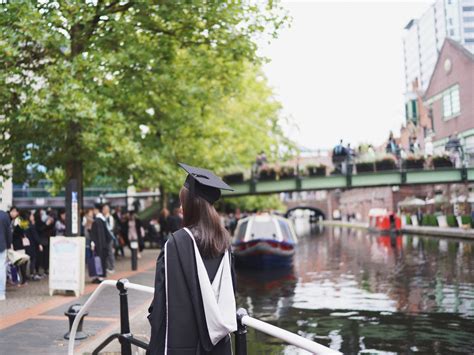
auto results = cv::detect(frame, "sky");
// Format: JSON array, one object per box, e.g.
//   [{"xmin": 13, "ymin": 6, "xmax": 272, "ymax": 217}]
[{"xmin": 258, "ymin": 0, "xmax": 433, "ymax": 151}]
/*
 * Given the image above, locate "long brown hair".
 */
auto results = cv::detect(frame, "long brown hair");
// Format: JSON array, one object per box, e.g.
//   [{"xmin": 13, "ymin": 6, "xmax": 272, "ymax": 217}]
[{"xmin": 179, "ymin": 187, "xmax": 230, "ymax": 258}]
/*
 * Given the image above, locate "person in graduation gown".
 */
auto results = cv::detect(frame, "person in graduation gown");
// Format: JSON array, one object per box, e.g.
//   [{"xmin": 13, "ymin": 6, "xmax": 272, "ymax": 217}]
[
  {"xmin": 147, "ymin": 163, "xmax": 237, "ymax": 355},
  {"xmin": 90, "ymin": 203, "xmax": 111, "ymax": 281}
]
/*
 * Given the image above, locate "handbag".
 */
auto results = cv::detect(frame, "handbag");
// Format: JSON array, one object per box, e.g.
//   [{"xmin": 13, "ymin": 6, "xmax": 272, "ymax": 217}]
[
  {"xmin": 87, "ymin": 252, "xmax": 104, "ymax": 277},
  {"xmin": 7, "ymin": 249, "xmax": 30, "ymax": 265},
  {"xmin": 6, "ymin": 262, "xmax": 20, "ymax": 284}
]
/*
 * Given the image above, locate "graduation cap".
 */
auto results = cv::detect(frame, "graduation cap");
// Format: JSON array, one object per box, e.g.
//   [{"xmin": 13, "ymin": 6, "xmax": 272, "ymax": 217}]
[{"xmin": 178, "ymin": 163, "xmax": 234, "ymax": 204}]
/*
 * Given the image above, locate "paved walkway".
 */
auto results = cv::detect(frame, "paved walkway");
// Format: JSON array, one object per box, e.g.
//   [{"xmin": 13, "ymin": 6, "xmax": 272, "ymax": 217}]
[{"xmin": 0, "ymin": 249, "xmax": 159, "ymax": 354}]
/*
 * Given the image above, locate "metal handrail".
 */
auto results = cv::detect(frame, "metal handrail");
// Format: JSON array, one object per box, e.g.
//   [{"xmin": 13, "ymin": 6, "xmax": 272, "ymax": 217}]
[{"xmin": 67, "ymin": 280, "xmax": 341, "ymax": 355}]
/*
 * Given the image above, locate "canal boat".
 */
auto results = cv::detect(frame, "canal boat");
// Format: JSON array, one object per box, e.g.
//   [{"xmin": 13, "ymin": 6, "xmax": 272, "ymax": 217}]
[
  {"xmin": 368, "ymin": 208, "xmax": 401, "ymax": 234},
  {"xmin": 232, "ymin": 214, "xmax": 297, "ymax": 269}
]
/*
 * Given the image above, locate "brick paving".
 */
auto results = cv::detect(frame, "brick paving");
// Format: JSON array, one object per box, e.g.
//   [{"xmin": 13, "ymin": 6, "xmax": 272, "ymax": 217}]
[{"xmin": 0, "ymin": 248, "xmax": 159, "ymax": 354}]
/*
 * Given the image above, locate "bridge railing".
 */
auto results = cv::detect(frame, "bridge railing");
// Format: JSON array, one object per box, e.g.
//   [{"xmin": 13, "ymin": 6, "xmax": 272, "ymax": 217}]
[{"xmin": 67, "ymin": 279, "xmax": 341, "ymax": 355}]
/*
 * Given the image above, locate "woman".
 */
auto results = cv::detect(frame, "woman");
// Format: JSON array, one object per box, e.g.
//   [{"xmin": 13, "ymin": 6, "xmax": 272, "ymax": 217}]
[
  {"xmin": 54, "ymin": 209, "xmax": 66, "ymax": 236},
  {"xmin": 34, "ymin": 209, "xmax": 55, "ymax": 275},
  {"xmin": 158, "ymin": 208, "xmax": 170, "ymax": 248},
  {"xmin": 25, "ymin": 211, "xmax": 43, "ymax": 281},
  {"xmin": 12, "ymin": 210, "xmax": 30, "ymax": 285},
  {"xmin": 147, "ymin": 163, "xmax": 236, "ymax": 355}
]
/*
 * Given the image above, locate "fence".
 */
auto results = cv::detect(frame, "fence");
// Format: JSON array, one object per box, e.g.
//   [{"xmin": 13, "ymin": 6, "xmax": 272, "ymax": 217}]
[{"xmin": 67, "ymin": 279, "xmax": 341, "ymax": 355}]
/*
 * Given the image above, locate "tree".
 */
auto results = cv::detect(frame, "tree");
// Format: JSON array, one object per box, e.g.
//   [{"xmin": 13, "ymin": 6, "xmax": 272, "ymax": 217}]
[{"xmin": 0, "ymin": 1, "xmax": 290, "ymax": 201}]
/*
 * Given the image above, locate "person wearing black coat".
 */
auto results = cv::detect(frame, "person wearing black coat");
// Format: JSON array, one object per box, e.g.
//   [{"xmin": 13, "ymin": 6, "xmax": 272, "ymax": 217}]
[
  {"xmin": 11, "ymin": 211, "xmax": 29, "ymax": 285},
  {"xmin": 25, "ymin": 212, "xmax": 42, "ymax": 280},
  {"xmin": 147, "ymin": 164, "xmax": 236, "ymax": 355},
  {"xmin": 0, "ymin": 209, "xmax": 13, "ymax": 300},
  {"xmin": 34, "ymin": 209, "xmax": 55, "ymax": 274},
  {"xmin": 90, "ymin": 204, "xmax": 111, "ymax": 282},
  {"xmin": 122, "ymin": 212, "xmax": 145, "ymax": 253}
]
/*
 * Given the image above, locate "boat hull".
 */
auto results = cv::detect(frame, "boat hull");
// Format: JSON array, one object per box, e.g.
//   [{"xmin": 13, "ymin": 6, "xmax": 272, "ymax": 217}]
[{"xmin": 233, "ymin": 239, "xmax": 295, "ymax": 269}]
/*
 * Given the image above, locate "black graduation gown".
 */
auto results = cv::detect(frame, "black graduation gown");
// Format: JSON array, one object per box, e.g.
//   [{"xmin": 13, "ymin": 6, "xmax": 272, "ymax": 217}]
[
  {"xmin": 90, "ymin": 218, "xmax": 111, "ymax": 276},
  {"xmin": 147, "ymin": 228, "xmax": 235, "ymax": 355}
]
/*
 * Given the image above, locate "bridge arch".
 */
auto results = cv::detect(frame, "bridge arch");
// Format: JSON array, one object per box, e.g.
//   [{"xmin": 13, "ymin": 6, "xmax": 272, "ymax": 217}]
[{"xmin": 285, "ymin": 206, "xmax": 326, "ymax": 222}]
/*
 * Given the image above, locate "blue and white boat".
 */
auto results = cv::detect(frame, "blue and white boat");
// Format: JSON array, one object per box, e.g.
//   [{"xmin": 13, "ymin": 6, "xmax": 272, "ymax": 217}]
[{"xmin": 232, "ymin": 214, "xmax": 298, "ymax": 269}]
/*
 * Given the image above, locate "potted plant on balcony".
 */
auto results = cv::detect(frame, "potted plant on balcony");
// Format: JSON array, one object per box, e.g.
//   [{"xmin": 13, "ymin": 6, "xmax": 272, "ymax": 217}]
[
  {"xmin": 432, "ymin": 155, "xmax": 453, "ymax": 168},
  {"xmin": 375, "ymin": 155, "xmax": 397, "ymax": 171},
  {"xmin": 259, "ymin": 166, "xmax": 277, "ymax": 181},
  {"xmin": 279, "ymin": 166, "xmax": 296, "ymax": 179},
  {"xmin": 306, "ymin": 164, "xmax": 326, "ymax": 177},
  {"xmin": 405, "ymin": 154, "xmax": 425, "ymax": 170},
  {"xmin": 223, "ymin": 172, "xmax": 244, "ymax": 184},
  {"xmin": 356, "ymin": 161, "xmax": 375, "ymax": 173}
]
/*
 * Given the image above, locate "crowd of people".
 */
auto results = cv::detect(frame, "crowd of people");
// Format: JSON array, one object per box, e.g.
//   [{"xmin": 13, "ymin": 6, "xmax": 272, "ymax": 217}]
[
  {"xmin": 331, "ymin": 132, "xmax": 468, "ymax": 174},
  {"xmin": 0, "ymin": 203, "xmax": 187, "ymax": 297},
  {"xmin": 0, "ymin": 201, "xmax": 248, "ymax": 299}
]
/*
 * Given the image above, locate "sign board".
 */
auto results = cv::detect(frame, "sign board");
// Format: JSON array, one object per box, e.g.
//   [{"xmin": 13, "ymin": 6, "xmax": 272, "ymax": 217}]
[
  {"xmin": 71, "ymin": 192, "xmax": 79, "ymax": 235},
  {"xmin": 49, "ymin": 236, "xmax": 85, "ymax": 297}
]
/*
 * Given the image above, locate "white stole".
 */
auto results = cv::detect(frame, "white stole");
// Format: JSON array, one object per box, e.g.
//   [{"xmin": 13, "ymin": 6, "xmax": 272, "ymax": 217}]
[{"xmin": 184, "ymin": 227, "xmax": 237, "ymax": 345}]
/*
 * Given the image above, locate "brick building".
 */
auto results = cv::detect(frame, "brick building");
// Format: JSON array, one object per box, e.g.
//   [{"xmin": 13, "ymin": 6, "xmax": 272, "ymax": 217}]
[{"xmin": 423, "ymin": 38, "xmax": 474, "ymax": 161}]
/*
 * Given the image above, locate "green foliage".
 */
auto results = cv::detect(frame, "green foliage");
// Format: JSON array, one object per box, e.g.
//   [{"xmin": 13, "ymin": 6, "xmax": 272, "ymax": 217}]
[
  {"xmin": 446, "ymin": 215, "xmax": 458, "ymax": 228},
  {"xmin": 218, "ymin": 194, "xmax": 285, "ymax": 213},
  {"xmin": 405, "ymin": 215, "xmax": 412, "ymax": 225},
  {"xmin": 0, "ymin": 1, "xmax": 291, "ymax": 193},
  {"xmin": 460, "ymin": 215, "xmax": 472, "ymax": 227},
  {"xmin": 421, "ymin": 214, "xmax": 438, "ymax": 227}
]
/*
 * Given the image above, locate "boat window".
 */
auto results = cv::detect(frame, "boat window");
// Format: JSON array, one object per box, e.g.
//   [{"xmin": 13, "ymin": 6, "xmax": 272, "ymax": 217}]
[
  {"xmin": 236, "ymin": 221, "xmax": 248, "ymax": 241},
  {"xmin": 250, "ymin": 220, "xmax": 278, "ymax": 239},
  {"xmin": 278, "ymin": 220, "xmax": 294, "ymax": 242}
]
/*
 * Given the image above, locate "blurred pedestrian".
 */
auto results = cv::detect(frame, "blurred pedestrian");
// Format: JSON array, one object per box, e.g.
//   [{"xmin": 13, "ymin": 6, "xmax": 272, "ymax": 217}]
[
  {"xmin": 167, "ymin": 207, "xmax": 183, "ymax": 233},
  {"xmin": 25, "ymin": 212, "xmax": 42, "ymax": 281},
  {"xmin": 11, "ymin": 210, "xmax": 29, "ymax": 285},
  {"xmin": 125, "ymin": 211, "xmax": 145, "ymax": 258},
  {"xmin": 34, "ymin": 209, "xmax": 54, "ymax": 275},
  {"xmin": 445, "ymin": 133, "xmax": 464, "ymax": 168},
  {"xmin": 90, "ymin": 203, "xmax": 111, "ymax": 283},
  {"xmin": 158, "ymin": 208, "xmax": 170, "ymax": 248},
  {"xmin": 102, "ymin": 204, "xmax": 116, "ymax": 274},
  {"xmin": 0, "ymin": 209, "xmax": 12, "ymax": 301},
  {"xmin": 55, "ymin": 209, "xmax": 66, "ymax": 236}
]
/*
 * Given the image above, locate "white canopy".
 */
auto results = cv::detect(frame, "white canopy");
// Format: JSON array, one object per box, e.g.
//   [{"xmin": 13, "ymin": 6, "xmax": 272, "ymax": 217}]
[{"xmin": 398, "ymin": 197, "xmax": 426, "ymax": 207}]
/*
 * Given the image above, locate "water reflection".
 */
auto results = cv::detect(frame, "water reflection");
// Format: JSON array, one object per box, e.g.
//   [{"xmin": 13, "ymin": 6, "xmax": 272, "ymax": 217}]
[{"xmin": 236, "ymin": 221, "xmax": 474, "ymax": 354}]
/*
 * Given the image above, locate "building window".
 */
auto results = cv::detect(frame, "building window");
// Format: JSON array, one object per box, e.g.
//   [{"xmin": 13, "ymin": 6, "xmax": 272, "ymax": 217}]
[
  {"xmin": 449, "ymin": 18, "xmax": 453, "ymax": 25},
  {"xmin": 450, "ymin": 29, "xmax": 455, "ymax": 36},
  {"xmin": 466, "ymin": 38, "xmax": 474, "ymax": 42},
  {"xmin": 463, "ymin": 6, "xmax": 474, "ymax": 11},
  {"xmin": 443, "ymin": 86, "xmax": 461, "ymax": 119},
  {"xmin": 465, "ymin": 27, "xmax": 474, "ymax": 33},
  {"xmin": 464, "ymin": 17, "xmax": 474, "ymax": 22}
]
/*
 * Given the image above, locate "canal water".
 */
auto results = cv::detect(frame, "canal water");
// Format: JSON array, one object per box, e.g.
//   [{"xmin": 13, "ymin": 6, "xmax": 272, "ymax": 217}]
[{"xmin": 235, "ymin": 222, "xmax": 474, "ymax": 354}]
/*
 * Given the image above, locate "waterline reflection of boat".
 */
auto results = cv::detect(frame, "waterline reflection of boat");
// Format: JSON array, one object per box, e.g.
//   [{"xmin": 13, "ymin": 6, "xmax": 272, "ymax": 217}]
[{"xmin": 232, "ymin": 214, "xmax": 298, "ymax": 269}]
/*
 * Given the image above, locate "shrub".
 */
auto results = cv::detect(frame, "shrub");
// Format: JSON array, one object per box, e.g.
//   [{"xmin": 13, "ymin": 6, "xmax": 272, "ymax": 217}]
[
  {"xmin": 405, "ymin": 215, "xmax": 412, "ymax": 225},
  {"xmin": 461, "ymin": 215, "xmax": 473, "ymax": 227},
  {"xmin": 422, "ymin": 214, "xmax": 438, "ymax": 226},
  {"xmin": 446, "ymin": 215, "xmax": 458, "ymax": 228},
  {"xmin": 279, "ymin": 166, "xmax": 295, "ymax": 179},
  {"xmin": 306, "ymin": 165, "xmax": 326, "ymax": 176},
  {"xmin": 375, "ymin": 157, "xmax": 397, "ymax": 171},
  {"xmin": 223, "ymin": 172, "xmax": 244, "ymax": 184},
  {"xmin": 356, "ymin": 162, "xmax": 374, "ymax": 173},
  {"xmin": 259, "ymin": 167, "xmax": 276, "ymax": 181},
  {"xmin": 405, "ymin": 156, "xmax": 425, "ymax": 170},
  {"xmin": 432, "ymin": 155, "xmax": 453, "ymax": 168}
]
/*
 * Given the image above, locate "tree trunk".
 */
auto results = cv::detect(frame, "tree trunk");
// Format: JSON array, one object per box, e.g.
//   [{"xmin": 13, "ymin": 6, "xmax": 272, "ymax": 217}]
[
  {"xmin": 159, "ymin": 186, "xmax": 168, "ymax": 210},
  {"xmin": 65, "ymin": 160, "xmax": 84, "ymax": 235}
]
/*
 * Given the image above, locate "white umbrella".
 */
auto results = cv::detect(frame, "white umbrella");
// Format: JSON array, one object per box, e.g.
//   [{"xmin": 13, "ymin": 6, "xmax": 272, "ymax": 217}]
[
  {"xmin": 398, "ymin": 197, "xmax": 426, "ymax": 207},
  {"xmin": 450, "ymin": 195, "xmax": 468, "ymax": 203}
]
